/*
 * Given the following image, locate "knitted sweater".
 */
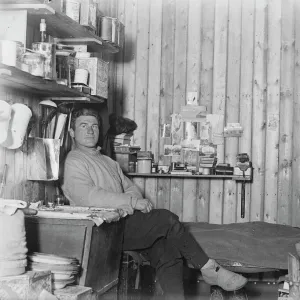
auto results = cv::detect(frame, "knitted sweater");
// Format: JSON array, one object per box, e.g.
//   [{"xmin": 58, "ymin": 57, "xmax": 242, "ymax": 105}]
[{"xmin": 62, "ymin": 147, "xmax": 142, "ymax": 212}]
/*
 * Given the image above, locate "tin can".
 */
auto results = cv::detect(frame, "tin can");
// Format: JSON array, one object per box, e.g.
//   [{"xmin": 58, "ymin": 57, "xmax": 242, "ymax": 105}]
[
  {"xmin": 137, "ymin": 158, "xmax": 152, "ymax": 174},
  {"xmin": 22, "ymin": 52, "xmax": 45, "ymax": 77},
  {"xmin": 203, "ymin": 168, "xmax": 210, "ymax": 175},
  {"xmin": 32, "ymin": 42, "xmax": 55, "ymax": 79}
]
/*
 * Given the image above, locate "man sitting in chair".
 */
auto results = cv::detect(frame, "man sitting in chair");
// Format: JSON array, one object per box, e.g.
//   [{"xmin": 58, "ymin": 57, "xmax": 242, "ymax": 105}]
[{"xmin": 62, "ymin": 107, "xmax": 247, "ymax": 300}]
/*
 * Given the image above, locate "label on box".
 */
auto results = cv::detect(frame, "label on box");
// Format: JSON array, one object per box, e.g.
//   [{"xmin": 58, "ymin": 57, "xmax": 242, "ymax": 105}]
[
  {"xmin": 89, "ymin": 4, "xmax": 97, "ymax": 28},
  {"xmin": 76, "ymin": 57, "xmax": 109, "ymax": 98}
]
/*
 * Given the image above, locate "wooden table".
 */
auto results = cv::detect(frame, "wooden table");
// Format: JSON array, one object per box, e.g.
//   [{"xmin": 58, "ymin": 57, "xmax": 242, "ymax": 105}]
[{"xmin": 25, "ymin": 216, "xmax": 124, "ymax": 297}]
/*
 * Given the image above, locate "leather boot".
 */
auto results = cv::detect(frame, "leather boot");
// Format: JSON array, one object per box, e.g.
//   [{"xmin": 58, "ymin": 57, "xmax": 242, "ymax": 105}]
[{"xmin": 201, "ymin": 259, "xmax": 248, "ymax": 291}]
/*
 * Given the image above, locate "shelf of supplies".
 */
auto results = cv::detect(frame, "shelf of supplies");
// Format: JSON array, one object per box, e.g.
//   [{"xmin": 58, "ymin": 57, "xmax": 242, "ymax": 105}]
[
  {"xmin": 0, "ymin": 63, "xmax": 106, "ymax": 103},
  {"xmin": 127, "ymin": 173, "xmax": 252, "ymax": 181},
  {"xmin": 54, "ymin": 38, "xmax": 119, "ymax": 53},
  {"xmin": 0, "ymin": 3, "xmax": 120, "ymax": 53}
]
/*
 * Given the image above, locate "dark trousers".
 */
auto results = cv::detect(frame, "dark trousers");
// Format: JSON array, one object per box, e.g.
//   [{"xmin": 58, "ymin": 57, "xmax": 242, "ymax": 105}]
[{"xmin": 123, "ymin": 209, "xmax": 209, "ymax": 299}]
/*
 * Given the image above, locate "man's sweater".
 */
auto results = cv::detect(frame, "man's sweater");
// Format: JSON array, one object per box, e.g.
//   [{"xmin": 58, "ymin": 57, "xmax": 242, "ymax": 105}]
[{"xmin": 62, "ymin": 147, "xmax": 142, "ymax": 212}]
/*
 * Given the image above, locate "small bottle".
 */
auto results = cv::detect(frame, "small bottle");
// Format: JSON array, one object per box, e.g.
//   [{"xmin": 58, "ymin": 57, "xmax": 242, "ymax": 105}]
[
  {"xmin": 40, "ymin": 19, "xmax": 47, "ymax": 43},
  {"xmin": 55, "ymin": 194, "xmax": 65, "ymax": 206},
  {"xmin": 128, "ymin": 162, "xmax": 135, "ymax": 173}
]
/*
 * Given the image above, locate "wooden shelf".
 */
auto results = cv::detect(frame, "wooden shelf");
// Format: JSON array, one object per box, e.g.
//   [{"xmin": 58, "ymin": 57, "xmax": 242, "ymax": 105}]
[
  {"xmin": 127, "ymin": 173, "xmax": 252, "ymax": 181},
  {"xmin": 0, "ymin": 63, "xmax": 105, "ymax": 103},
  {"xmin": 0, "ymin": 3, "xmax": 120, "ymax": 53}
]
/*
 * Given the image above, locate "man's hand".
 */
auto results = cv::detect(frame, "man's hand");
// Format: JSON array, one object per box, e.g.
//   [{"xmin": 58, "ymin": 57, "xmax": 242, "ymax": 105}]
[{"xmin": 135, "ymin": 199, "xmax": 153, "ymax": 213}]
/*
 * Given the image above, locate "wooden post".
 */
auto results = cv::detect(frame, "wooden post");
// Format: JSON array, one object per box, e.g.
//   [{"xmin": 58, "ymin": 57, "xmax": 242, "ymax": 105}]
[{"xmin": 288, "ymin": 253, "xmax": 300, "ymax": 299}]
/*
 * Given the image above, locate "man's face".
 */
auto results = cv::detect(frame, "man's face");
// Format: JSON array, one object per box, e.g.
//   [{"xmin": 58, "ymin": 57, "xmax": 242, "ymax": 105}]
[{"xmin": 70, "ymin": 115, "xmax": 99, "ymax": 148}]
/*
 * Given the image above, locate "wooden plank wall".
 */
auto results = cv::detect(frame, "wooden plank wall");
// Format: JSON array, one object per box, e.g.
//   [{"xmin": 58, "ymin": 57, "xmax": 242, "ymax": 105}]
[
  {"xmin": 108, "ymin": 0, "xmax": 300, "ymax": 226},
  {"xmin": 0, "ymin": 87, "xmax": 46, "ymax": 202},
  {"xmin": 0, "ymin": 2, "xmax": 116, "ymax": 204}
]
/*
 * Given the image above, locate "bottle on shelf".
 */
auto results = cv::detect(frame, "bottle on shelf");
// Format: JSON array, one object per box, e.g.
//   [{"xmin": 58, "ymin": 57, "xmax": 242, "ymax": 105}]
[
  {"xmin": 40, "ymin": 19, "xmax": 47, "ymax": 43},
  {"xmin": 32, "ymin": 18, "xmax": 56, "ymax": 80}
]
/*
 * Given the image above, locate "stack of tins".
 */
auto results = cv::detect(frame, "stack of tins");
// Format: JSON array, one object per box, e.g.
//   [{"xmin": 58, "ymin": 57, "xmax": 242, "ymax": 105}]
[{"xmin": 0, "ymin": 209, "xmax": 28, "ymax": 277}]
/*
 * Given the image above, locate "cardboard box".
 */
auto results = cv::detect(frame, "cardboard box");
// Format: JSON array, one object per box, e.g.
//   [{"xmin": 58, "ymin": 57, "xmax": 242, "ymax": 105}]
[
  {"xmin": 44, "ymin": 0, "xmax": 64, "ymax": 13},
  {"xmin": 76, "ymin": 57, "xmax": 109, "ymax": 99},
  {"xmin": 54, "ymin": 285, "xmax": 92, "ymax": 300},
  {"xmin": 0, "ymin": 271, "xmax": 52, "ymax": 300},
  {"xmin": 77, "ymin": 0, "xmax": 97, "ymax": 31},
  {"xmin": 0, "ymin": 11, "xmax": 27, "ymax": 47}
]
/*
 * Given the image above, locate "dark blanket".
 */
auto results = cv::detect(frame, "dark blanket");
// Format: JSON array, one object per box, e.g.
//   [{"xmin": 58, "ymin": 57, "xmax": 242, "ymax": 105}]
[{"xmin": 184, "ymin": 221, "xmax": 300, "ymax": 270}]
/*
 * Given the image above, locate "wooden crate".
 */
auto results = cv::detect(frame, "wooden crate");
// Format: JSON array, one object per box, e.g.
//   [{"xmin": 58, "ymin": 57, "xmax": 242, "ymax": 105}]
[
  {"xmin": 0, "ymin": 271, "xmax": 52, "ymax": 300},
  {"xmin": 25, "ymin": 217, "xmax": 124, "ymax": 297},
  {"xmin": 76, "ymin": 57, "xmax": 109, "ymax": 99},
  {"xmin": 54, "ymin": 285, "xmax": 92, "ymax": 300}
]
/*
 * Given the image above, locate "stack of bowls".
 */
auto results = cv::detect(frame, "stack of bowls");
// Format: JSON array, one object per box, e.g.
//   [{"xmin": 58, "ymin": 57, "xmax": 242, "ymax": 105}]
[{"xmin": 27, "ymin": 252, "xmax": 80, "ymax": 290}]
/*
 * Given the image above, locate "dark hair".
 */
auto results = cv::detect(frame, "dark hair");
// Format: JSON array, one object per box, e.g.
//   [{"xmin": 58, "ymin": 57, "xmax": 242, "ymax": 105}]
[
  {"xmin": 107, "ymin": 113, "xmax": 137, "ymax": 135},
  {"xmin": 70, "ymin": 107, "xmax": 101, "ymax": 130}
]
